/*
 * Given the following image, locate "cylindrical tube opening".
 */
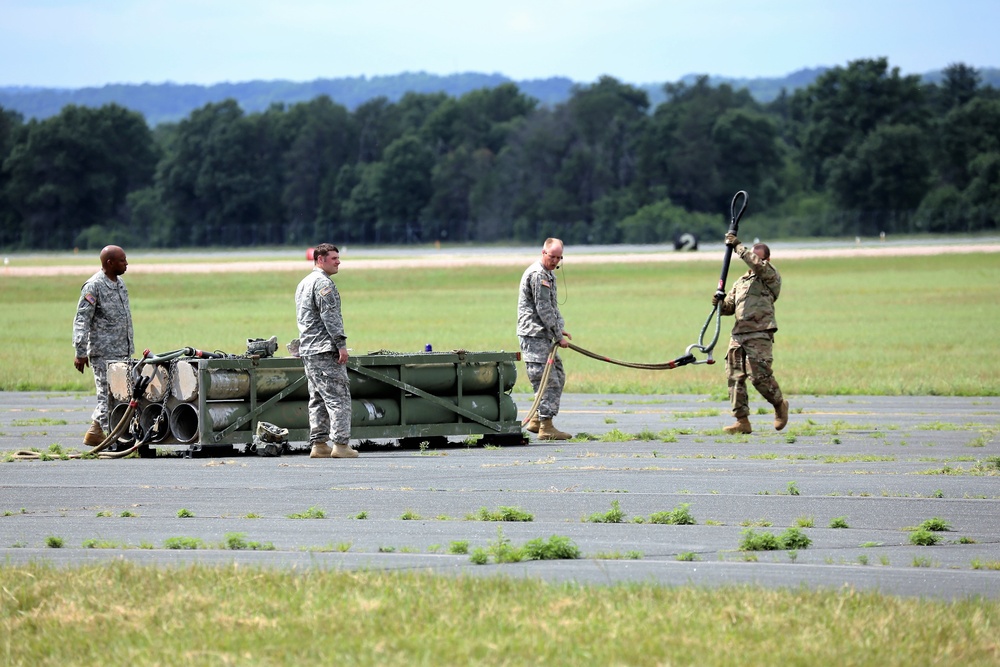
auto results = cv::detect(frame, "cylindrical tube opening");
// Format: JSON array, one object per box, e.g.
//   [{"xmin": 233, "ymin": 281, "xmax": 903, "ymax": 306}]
[
  {"xmin": 109, "ymin": 402, "xmax": 131, "ymax": 433},
  {"xmin": 168, "ymin": 403, "xmax": 199, "ymax": 443},
  {"xmin": 139, "ymin": 403, "xmax": 171, "ymax": 443}
]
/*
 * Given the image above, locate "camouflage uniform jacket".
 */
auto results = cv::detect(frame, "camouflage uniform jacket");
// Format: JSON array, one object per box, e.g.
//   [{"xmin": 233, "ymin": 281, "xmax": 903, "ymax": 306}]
[
  {"xmin": 73, "ymin": 270, "xmax": 134, "ymax": 359},
  {"xmin": 295, "ymin": 267, "xmax": 347, "ymax": 356},
  {"xmin": 517, "ymin": 260, "xmax": 564, "ymax": 342},
  {"xmin": 517, "ymin": 261, "xmax": 566, "ymax": 342},
  {"xmin": 720, "ymin": 243, "xmax": 781, "ymax": 335}
]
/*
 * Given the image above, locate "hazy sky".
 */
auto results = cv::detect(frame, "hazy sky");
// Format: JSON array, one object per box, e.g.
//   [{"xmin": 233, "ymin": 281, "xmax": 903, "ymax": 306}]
[{"xmin": 2, "ymin": 0, "xmax": 997, "ymax": 88}]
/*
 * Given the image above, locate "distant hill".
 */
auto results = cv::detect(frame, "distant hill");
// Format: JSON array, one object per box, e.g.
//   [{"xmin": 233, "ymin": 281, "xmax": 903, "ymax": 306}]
[
  {"xmin": 2, "ymin": 68, "xmax": 998, "ymax": 127},
  {"xmin": 640, "ymin": 67, "xmax": 835, "ymax": 108}
]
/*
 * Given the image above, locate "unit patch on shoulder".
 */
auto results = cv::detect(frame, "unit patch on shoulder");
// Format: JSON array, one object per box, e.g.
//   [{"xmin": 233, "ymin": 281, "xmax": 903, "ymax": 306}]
[
  {"xmin": 84, "ymin": 293, "xmax": 96, "ymax": 305},
  {"xmin": 319, "ymin": 285, "xmax": 333, "ymax": 297}
]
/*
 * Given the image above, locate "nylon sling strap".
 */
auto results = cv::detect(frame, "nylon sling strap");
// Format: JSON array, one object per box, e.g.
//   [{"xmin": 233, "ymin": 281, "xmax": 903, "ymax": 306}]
[{"xmin": 520, "ymin": 191, "xmax": 749, "ymax": 427}]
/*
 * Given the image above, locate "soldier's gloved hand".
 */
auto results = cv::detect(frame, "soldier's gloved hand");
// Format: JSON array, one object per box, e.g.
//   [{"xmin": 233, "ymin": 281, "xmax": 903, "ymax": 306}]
[
  {"xmin": 711, "ymin": 293, "xmax": 721, "ymax": 307},
  {"xmin": 725, "ymin": 233, "xmax": 739, "ymax": 248}
]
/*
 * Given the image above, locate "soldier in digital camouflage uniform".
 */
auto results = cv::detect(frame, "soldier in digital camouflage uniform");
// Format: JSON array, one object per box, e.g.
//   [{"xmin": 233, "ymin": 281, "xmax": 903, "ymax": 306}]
[
  {"xmin": 517, "ymin": 238, "xmax": 573, "ymax": 441},
  {"xmin": 295, "ymin": 243, "xmax": 357, "ymax": 459},
  {"xmin": 713, "ymin": 233, "xmax": 789, "ymax": 434},
  {"xmin": 72, "ymin": 245, "xmax": 134, "ymax": 446}
]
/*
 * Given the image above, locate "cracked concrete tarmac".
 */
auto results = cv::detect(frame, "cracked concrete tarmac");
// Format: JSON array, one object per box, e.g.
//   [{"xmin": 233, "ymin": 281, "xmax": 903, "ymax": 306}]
[{"xmin": 2, "ymin": 391, "xmax": 999, "ymax": 600}]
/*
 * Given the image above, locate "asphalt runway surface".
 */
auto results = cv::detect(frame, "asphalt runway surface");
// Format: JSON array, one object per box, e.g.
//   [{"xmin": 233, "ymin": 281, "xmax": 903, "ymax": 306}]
[{"xmin": 2, "ymin": 390, "xmax": 999, "ymax": 600}]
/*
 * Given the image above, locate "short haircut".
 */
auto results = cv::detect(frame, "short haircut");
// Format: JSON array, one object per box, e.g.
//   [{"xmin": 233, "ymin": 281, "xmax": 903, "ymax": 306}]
[
  {"xmin": 543, "ymin": 238, "xmax": 563, "ymax": 250},
  {"xmin": 752, "ymin": 243, "xmax": 770, "ymax": 260},
  {"xmin": 100, "ymin": 245, "xmax": 124, "ymax": 264},
  {"xmin": 313, "ymin": 243, "xmax": 340, "ymax": 260}
]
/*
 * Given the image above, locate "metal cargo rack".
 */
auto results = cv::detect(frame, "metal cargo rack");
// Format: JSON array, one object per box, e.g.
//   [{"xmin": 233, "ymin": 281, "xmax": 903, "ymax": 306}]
[{"xmin": 108, "ymin": 350, "xmax": 525, "ymax": 455}]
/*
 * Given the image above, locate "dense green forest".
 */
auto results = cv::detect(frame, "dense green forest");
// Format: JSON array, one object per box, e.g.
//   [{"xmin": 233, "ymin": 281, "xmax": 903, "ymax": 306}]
[{"xmin": 0, "ymin": 58, "xmax": 997, "ymax": 251}]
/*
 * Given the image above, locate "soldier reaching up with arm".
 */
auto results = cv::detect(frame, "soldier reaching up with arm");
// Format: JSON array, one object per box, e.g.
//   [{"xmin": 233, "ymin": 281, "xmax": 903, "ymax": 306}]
[{"xmin": 713, "ymin": 234, "xmax": 789, "ymax": 434}]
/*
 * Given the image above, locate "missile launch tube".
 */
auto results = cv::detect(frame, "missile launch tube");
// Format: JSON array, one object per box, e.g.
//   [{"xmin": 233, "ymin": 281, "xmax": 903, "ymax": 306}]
[
  {"xmin": 169, "ymin": 397, "xmax": 406, "ymax": 443},
  {"xmin": 139, "ymin": 403, "xmax": 171, "ymax": 443},
  {"xmin": 172, "ymin": 360, "xmax": 516, "ymax": 402}
]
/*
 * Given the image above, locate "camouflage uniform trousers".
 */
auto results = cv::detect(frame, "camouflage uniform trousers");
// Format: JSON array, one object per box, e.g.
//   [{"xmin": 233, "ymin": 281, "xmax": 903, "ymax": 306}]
[
  {"xmin": 302, "ymin": 352, "xmax": 352, "ymax": 445},
  {"xmin": 519, "ymin": 336, "xmax": 565, "ymax": 419},
  {"xmin": 726, "ymin": 333, "xmax": 784, "ymax": 419},
  {"xmin": 89, "ymin": 356, "xmax": 123, "ymax": 431}
]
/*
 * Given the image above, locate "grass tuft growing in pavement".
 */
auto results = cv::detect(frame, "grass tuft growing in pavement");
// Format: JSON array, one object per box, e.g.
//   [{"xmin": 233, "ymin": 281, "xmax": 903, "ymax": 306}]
[
  {"xmin": 585, "ymin": 499, "xmax": 626, "ymax": 523},
  {"xmin": 466, "ymin": 506, "xmax": 534, "ymax": 522},
  {"xmin": 287, "ymin": 506, "xmax": 325, "ymax": 519}
]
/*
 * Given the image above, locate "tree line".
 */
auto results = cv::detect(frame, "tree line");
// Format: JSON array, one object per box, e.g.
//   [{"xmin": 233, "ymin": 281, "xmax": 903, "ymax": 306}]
[{"xmin": 1, "ymin": 57, "xmax": 997, "ymax": 251}]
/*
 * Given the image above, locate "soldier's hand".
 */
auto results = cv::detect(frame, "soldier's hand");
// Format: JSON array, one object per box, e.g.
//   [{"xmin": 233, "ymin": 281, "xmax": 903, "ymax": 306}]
[
  {"xmin": 711, "ymin": 294, "xmax": 721, "ymax": 307},
  {"xmin": 725, "ymin": 233, "xmax": 739, "ymax": 248},
  {"xmin": 73, "ymin": 356, "xmax": 89, "ymax": 373},
  {"xmin": 337, "ymin": 348, "xmax": 349, "ymax": 364}
]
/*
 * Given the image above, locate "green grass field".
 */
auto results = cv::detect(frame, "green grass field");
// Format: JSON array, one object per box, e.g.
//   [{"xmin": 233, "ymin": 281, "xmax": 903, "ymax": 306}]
[
  {"xmin": 2, "ymin": 252, "xmax": 998, "ymax": 395},
  {"xmin": 2, "ymin": 562, "xmax": 997, "ymax": 666}
]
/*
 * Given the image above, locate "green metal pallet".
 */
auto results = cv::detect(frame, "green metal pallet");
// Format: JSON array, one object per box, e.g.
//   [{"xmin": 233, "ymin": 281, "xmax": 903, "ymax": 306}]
[{"xmin": 110, "ymin": 350, "xmax": 525, "ymax": 453}]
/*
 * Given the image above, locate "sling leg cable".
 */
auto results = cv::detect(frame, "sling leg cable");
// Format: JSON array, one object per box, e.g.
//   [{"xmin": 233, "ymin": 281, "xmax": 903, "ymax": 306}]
[
  {"xmin": 521, "ymin": 191, "xmax": 748, "ymax": 427},
  {"xmin": 12, "ymin": 346, "xmax": 225, "ymax": 460}
]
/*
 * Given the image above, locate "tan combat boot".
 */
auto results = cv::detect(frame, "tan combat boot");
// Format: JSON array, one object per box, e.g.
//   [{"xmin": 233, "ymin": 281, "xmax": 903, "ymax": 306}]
[
  {"xmin": 773, "ymin": 399, "xmax": 789, "ymax": 431},
  {"xmin": 538, "ymin": 418, "xmax": 572, "ymax": 441},
  {"xmin": 332, "ymin": 442, "xmax": 359, "ymax": 458},
  {"xmin": 723, "ymin": 417, "xmax": 752, "ymax": 434},
  {"xmin": 309, "ymin": 441, "xmax": 333, "ymax": 458},
  {"xmin": 525, "ymin": 415, "xmax": 540, "ymax": 433},
  {"xmin": 83, "ymin": 420, "xmax": 105, "ymax": 447}
]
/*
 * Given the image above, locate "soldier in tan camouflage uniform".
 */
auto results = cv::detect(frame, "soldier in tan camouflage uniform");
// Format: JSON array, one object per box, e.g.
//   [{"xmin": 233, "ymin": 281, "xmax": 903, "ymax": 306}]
[
  {"xmin": 72, "ymin": 245, "xmax": 134, "ymax": 446},
  {"xmin": 517, "ymin": 238, "xmax": 573, "ymax": 441},
  {"xmin": 713, "ymin": 233, "xmax": 789, "ymax": 434},
  {"xmin": 295, "ymin": 243, "xmax": 357, "ymax": 459}
]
